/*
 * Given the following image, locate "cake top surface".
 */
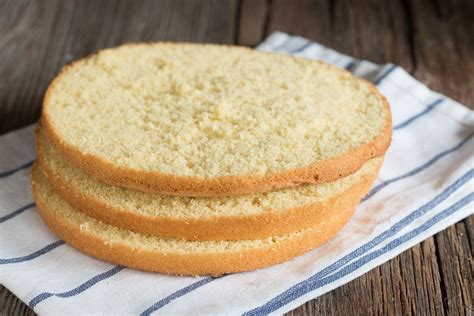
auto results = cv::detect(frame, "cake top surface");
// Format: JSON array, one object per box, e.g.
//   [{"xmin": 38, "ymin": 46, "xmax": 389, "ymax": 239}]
[{"xmin": 43, "ymin": 43, "xmax": 390, "ymax": 183}]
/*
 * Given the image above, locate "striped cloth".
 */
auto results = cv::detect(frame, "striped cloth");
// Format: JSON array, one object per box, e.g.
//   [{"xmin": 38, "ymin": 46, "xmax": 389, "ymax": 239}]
[{"xmin": 1, "ymin": 32, "xmax": 473, "ymax": 315}]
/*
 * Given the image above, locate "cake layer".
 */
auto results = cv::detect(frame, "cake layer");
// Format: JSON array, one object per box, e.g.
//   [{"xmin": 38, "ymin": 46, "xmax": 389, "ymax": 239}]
[{"xmin": 41, "ymin": 43, "xmax": 391, "ymax": 196}]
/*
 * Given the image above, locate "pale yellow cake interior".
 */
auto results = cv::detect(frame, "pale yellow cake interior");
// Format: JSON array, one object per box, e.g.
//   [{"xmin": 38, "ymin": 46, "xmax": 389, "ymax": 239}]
[{"xmin": 45, "ymin": 43, "xmax": 388, "ymax": 178}]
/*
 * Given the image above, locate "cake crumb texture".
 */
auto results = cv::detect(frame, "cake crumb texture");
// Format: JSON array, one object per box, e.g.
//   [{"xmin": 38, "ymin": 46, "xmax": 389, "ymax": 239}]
[{"xmin": 42, "ymin": 43, "xmax": 391, "ymax": 196}]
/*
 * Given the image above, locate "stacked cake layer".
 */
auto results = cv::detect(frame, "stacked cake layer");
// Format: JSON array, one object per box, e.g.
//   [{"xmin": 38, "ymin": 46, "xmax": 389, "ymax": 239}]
[{"xmin": 32, "ymin": 43, "xmax": 391, "ymax": 275}]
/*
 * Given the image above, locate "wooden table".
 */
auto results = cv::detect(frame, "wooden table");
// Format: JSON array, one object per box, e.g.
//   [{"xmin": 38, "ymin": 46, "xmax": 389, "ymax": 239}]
[{"xmin": 1, "ymin": 0, "xmax": 472, "ymax": 314}]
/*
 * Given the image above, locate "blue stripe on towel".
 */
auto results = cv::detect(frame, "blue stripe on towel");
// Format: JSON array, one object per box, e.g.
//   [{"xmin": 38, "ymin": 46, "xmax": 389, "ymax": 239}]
[
  {"xmin": 393, "ymin": 99, "xmax": 444, "ymax": 130},
  {"xmin": 363, "ymin": 132, "xmax": 473, "ymax": 202},
  {"xmin": 271, "ymin": 37, "xmax": 294, "ymax": 52},
  {"xmin": 140, "ymin": 277, "xmax": 216, "ymax": 316},
  {"xmin": 374, "ymin": 65, "xmax": 397, "ymax": 85},
  {"xmin": 245, "ymin": 192, "xmax": 474, "ymax": 315},
  {"xmin": 0, "ymin": 202, "xmax": 35, "ymax": 223},
  {"xmin": 344, "ymin": 60, "xmax": 355, "ymax": 70},
  {"xmin": 29, "ymin": 265, "xmax": 125, "ymax": 308},
  {"xmin": 0, "ymin": 240, "xmax": 65, "ymax": 264},
  {"xmin": 0, "ymin": 159, "xmax": 34, "ymax": 178},
  {"xmin": 289, "ymin": 41, "xmax": 313, "ymax": 54}
]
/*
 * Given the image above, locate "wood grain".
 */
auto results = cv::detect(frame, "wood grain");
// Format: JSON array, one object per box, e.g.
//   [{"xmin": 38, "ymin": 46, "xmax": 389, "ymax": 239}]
[
  {"xmin": 410, "ymin": 0, "xmax": 474, "ymax": 108},
  {"xmin": 0, "ymin": 0, "xmax": 472, "ymax": 315}
]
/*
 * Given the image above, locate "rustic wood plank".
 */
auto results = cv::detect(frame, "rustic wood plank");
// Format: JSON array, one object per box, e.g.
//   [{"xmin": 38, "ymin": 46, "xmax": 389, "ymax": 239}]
[
  {"xmin": 435, "ymin": 222, "xmax": 474, "ymax": 315},
  {"xmin": 0, "ymin": 286, "xmax": 35, "ymax": 316},
  {"xmin": 238, "ymin": 0, "xmax": 269, "ymax": 47},
  {"xmin": 466, "ymin": 216, "xmax": 474, "ymax": 253},
  {"xmin": 0, "ymin": 0, "xmax": 68, "ymax": 134},
  {"xmin": 409, "ymin": 0, "xmax": 474, "ymax": 109}
]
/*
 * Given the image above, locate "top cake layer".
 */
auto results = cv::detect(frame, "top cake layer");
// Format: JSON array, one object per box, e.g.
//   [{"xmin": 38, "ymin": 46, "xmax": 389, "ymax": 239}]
[{"xmin": 41, "ymin": 43, "xmax": 391, "ymax": 196}]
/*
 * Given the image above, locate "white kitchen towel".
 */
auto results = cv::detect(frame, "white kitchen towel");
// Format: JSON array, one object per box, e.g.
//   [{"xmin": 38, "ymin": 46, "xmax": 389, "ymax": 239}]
[{"xmin": 1, "ymin": 32, "xmax": 473, "ymax": 315}]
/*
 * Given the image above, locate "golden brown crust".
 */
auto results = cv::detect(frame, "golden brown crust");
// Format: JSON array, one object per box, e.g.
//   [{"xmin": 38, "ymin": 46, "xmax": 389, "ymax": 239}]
[
  {"xmin": 32, "ymin": 174, "xmax": 357, "ymax": 275},
  {"xmin": 41, "ymin": 43, "xmax": 392, "ymax": 197},
  {"xmin": 36, "ymin": 143, "xmax": 381, "ymax": 241}
]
